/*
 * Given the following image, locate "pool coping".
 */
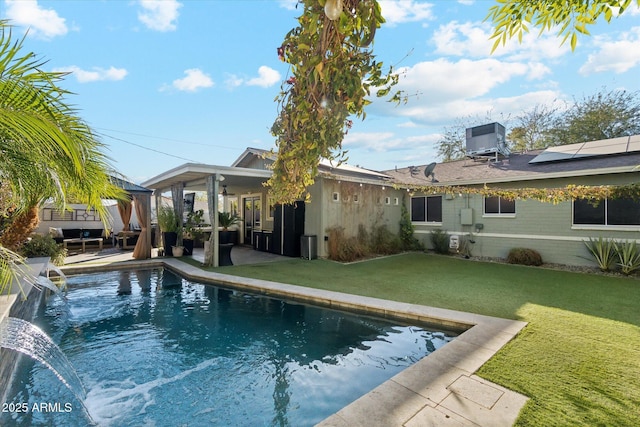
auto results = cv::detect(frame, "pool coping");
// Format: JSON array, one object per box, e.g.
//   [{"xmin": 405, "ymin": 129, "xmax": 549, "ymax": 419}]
[{"xmin": 60, "ymin": 258, "xmax": 529, "ymax": 426}]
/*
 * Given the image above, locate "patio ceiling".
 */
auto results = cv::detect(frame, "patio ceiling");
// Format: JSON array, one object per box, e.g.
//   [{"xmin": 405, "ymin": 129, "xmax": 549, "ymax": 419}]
[{"xmin": 141, "ymin": 163, "xmax": 272, "ymax": 195}]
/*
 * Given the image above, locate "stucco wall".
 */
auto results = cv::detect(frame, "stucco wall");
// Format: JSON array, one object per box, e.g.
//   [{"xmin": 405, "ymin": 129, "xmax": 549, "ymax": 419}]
[{"xmin": 314, "ymin": 179, "xmax": 404, "ymax": 258}]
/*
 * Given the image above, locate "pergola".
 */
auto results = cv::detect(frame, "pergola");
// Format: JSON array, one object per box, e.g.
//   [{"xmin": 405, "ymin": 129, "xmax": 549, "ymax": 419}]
[
  {"xmin": 141, "ymin": 163, "xmax": 272, "ymax": 267},
  {"xmin": 110, "ymin": 176, "xmax": 153, "ymax": 260}
]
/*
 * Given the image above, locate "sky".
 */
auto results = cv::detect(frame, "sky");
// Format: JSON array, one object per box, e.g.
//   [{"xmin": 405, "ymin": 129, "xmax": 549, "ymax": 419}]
[{"xmin": 2, "ymin": 0, "xmax": 640, "ymax": 185}]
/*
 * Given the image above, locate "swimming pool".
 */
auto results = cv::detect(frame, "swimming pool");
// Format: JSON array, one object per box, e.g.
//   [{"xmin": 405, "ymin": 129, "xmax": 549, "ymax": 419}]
[{"xmin": 2, "ymin": 268, "xmax": 455, "ymax": 426}]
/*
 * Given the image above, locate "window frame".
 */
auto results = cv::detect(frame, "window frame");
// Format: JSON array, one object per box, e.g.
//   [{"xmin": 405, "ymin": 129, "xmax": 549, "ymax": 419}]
[
  {"xmin": 572, "ymin": 197, "xmax": 640, "ymax": 229},
  {"xmin": 410, "ymin": 195, "xmax": 443, "ymax": 224},
  {"xmin": 483, "ymin": 196, "xmax": 516, "ymax": 217}
]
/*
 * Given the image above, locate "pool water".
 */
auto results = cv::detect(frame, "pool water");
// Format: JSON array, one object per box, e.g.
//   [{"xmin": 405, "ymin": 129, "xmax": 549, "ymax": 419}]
[{"xmin": 2, "ymin": 269, "xmax": 455, "ymax": 426}]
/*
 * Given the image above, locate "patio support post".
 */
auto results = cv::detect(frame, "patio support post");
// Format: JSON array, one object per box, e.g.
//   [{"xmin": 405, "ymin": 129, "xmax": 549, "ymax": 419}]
[
  {"xmin": 154, "ymin": 191, "xmax": 162, "ymax": 251},
  {"xmin": 171, "ymin": 183, "xmax": 185, "ymax": 247},
  {"xmin": 204, "ymin": 174, "xmax": 221, "ymax": 267}
]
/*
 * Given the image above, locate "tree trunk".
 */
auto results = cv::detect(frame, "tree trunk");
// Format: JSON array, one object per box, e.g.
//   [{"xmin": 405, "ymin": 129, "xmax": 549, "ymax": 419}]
[{"xmin": 0, "ymin": 205, "xmax": 40, "ymax": 251}]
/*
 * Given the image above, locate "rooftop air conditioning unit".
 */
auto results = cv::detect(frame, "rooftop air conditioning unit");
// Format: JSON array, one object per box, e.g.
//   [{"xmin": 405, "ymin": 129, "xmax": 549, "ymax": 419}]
[{"xmin": 465, "ymin": 122, "xmax": 509, "ymax": 158}]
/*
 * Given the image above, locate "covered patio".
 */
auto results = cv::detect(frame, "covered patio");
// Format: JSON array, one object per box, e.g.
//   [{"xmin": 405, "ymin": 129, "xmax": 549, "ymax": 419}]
[{"xmin": 141, "ymin": 163, "xmax": 272, "ymax": 267}]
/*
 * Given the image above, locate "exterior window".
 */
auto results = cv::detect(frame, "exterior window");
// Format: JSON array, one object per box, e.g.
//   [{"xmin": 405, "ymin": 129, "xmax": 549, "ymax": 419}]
[
  {"xmin": 411, "ymin": 196, "xmax": 443, "ymax": 222},
  {"xmin": 332, "ymin": 192, "xmax": 340, "ymax": 202},
  {"xmin": 573, "ymin": 197, "xmax": 640, "ymax": 226},
  {"xmin": 385, "ymin": 197, "xmax": 391, "ymax": 205},
  {"xmin": 484, "ymin": 196, "xmax": 515, "ymax": 215}
]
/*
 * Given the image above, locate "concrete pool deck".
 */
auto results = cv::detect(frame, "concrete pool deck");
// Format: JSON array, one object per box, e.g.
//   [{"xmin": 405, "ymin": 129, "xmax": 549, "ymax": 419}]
[{"xmin": 21, "ymin": 251, "xmax": 528, "ymax": 426}]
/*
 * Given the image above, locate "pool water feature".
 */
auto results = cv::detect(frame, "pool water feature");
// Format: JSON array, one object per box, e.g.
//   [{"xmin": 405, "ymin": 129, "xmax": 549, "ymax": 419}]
[{"xmin": 1, "ymin": 268, "xmax": 456, "ymax": 426}]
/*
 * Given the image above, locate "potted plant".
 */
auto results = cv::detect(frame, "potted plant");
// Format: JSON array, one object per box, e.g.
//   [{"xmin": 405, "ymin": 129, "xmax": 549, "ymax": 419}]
[
  {"xmin": 218, "ymin": 211, "xmax": 241, "ymax": 245},
  {"xmin": 157, "ymin": 205, "xmax": 181, "ymax": 256},
  {"xmin": 183, "ymin": 209, "xmax": 205, "ymax": 255}
]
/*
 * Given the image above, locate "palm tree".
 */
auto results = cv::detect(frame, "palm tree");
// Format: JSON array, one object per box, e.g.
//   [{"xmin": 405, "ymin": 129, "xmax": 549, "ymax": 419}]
[{"xmin": 0, "ymin": 20, "xmax": 125, "ymax": 291}]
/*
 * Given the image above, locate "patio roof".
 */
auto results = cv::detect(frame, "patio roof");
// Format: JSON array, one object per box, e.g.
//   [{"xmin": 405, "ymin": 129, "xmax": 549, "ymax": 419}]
[{"xmin": 140, "ymin": 163, "xmax": 272, "ymax": 193}]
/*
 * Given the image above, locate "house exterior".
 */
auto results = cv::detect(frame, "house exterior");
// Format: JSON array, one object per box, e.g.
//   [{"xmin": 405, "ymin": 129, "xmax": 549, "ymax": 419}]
[
  {"xmin": 141, "ymin": 148, "xmax": 406, "ymax": 263},
  {"xmin": 143, "ymin": 133, "xmax": 640, "ymax": 267},
  {"xmin": 384, "ymin": 134, "xmax": 640, "ymax": 266}
]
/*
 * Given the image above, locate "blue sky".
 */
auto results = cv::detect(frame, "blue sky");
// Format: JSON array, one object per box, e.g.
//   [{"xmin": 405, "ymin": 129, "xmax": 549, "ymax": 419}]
[{"xmin": 3, "ymin": 0, "xmax": 640, "ymax": 185}]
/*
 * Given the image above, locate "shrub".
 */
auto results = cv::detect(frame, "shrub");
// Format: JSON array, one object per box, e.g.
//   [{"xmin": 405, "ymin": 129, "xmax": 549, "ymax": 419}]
[
  {"xmin": 19, "ymin": 234, "xmax": 67, "ymax": 266},
  {"xmin": 368, "ymin": 224, "xmax": 402, "ymax": 255},
  {"xmin": 326, "ymin": 226, "xmax": 368, "ymax": 262},
  {"xmin": 507, "ymin": 247, "xmax": 543, "ymax": 266},
  {"xmin": 614, "ymin": 240, "xmax": 640, "ymax": 275},
  {"xmin": 430, "ymin": 229, "xmax": 450, "ymax": 255},
  {"xmin": 584, "ymin": 237, "xmax": 617, "ymax": 271},
  {"xmin": 399, "ymin": 202, "xmax": 422, "ymax": 250}
]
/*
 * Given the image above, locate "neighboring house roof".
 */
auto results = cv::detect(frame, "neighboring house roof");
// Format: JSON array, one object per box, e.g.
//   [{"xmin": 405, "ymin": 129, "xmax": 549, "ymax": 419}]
[
  {"xmin": 110, "ymin": 176, "xmax": 152, "ymax": 193},
  {"xmin": 384, "ymin": 134, "xmax": 640, "ymax": 187}
]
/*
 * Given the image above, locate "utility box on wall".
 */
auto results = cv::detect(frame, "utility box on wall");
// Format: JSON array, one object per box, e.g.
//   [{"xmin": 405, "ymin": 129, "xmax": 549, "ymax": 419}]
[{"xmin": 461, "ymin": 208, "xmax": 474, "ymax": 225}]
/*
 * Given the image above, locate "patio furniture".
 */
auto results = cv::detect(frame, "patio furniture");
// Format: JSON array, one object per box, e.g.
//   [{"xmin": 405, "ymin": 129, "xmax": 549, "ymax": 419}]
[
  {"xmin": 116, "ymin": 231, "xmax": 140, "ymax": 250},
  {"xmin": 63, "ymin": 237, "xmax": 103, "ymax": 253}
]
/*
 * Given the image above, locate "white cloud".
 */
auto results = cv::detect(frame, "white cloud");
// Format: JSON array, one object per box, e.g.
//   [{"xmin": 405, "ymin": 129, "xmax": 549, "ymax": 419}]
[
  {"xmin": 169, "ymin": 68, "xmax": 214, "ymax": 92},
  {"xmin": 379, "ymin": 0, "xmax": 435, "ymax": 26},
  {"xmin": 396, "ymin": 58, "xmax": 529, "ymax": 101},
  {"xmin": 343, "ymin": 131, "xmax": 442, "ymax": 169},
  {"xmin": 432, "ymin": 20, "xmax": 570, "ymax": 62},
  {"xmin": 246, "ymin": 66, "xmax": 281, "ymax": 87},
  {"xmin": 579, "ymin": 27, "xmax": 640, "ymax": 75},
  {"xmin": 344, "ymin": 132, "xmax": 402, "ymax": 152},
  {"xmin": 369, "ymin": 56, "xmax": 562, "ymax": 124},
  {"xmin": 54, "ymin": 66, "xmax": 128, "ymax": 83},
  {"xmin": 5, "ymin": 0, "xmax": 67, "ymax": 39},
  {"xmin": 138, "ymin": 0, "xmax": 182, "ymax": 32},
  {"xmin": 226, "ymin": 66, "xmax": 281, "ymax": 89},
  {"xmin": 392, "ymin": 90, "xmax": 562, "ymax": 126},
  {"xmin": 224, "ymin": 74, "xmax": 244, "ymax": 89}
]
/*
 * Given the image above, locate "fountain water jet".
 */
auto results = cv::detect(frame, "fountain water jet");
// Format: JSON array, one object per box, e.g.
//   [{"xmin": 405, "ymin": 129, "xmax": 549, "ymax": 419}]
[{"xmin": 0, "ymin": 317, "xmax": 85, "ymax": 398}]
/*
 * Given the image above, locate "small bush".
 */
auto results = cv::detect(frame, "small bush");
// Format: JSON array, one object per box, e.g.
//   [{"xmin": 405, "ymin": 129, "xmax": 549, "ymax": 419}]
[
  {"xmin": 614, "ymin": 240, "xmax": 640, "ymax": 275},
  {"xmin": 430, "ymin": 229, "xmax": 450, "ymax": 255},
  {"xmin": 584, "ymin": 237, "xmax": 616, "ymax": 271},
  {"xmin": 368, "ymin": 224, "xmax": 402, "ymax": 255},
  {"xmin": 507, "ymin": 248, "xmax": 543, "ymax": 266},
  {"xmin": 19, "ymin": 234, "xmax": 67, "ymax": 266}
]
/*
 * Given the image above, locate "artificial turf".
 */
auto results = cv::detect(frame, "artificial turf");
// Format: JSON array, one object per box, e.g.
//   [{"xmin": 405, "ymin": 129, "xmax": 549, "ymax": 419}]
[{"xmin": 204, "ymin": 252, "xmax": 640, "ymax": 426}]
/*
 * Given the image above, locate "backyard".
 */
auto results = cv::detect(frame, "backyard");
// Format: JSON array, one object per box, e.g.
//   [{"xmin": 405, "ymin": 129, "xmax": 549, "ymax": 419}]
[{"xmin": 200, "ymin": 252, "xmax": 640, "ymax": 426}]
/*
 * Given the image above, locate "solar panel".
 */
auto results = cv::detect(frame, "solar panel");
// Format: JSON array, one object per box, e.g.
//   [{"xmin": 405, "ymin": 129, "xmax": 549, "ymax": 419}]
[{"xmin": 529, "ymin": 135, "xmax": 640, "ymax": 164}]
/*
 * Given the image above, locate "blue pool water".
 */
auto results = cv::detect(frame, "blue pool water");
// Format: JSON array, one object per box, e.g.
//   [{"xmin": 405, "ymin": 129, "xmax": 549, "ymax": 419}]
[{"xmin": 2, "ymin": 269, "xmax": 455, "ymax": 426}]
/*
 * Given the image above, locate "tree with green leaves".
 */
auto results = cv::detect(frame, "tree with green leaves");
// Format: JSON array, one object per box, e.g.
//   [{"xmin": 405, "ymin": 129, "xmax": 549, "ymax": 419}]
[
  {"xmin": 548, "ymin": 88, "xmax": 640, "ymax": 145},
  {"xmin": 508, "ymin": 104, "xmax": 558, "ymax": 152},
  {"xmin": 268, "ymin": 0, "xmax": 401, "ymax": 204},
  {"xmin": 0, "ymin": 21, "xmax": 124, "ymax": 291},
  {"xmin": 487, "ymin": 0, "xmax": 640, "ymax": 51}
]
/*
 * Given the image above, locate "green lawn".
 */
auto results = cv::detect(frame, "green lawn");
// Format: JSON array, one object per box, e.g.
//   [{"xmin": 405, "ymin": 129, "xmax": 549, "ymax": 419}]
[{"xmin": 203, "ymin": 252, "xmax": 640, "ymax": 426}]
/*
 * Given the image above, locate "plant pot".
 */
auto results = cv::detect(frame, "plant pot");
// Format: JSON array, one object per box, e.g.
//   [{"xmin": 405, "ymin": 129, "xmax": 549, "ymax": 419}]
[
  {"xmin": 162, "ymin": 232, "xmax": 177, "ymax": 256},
  {"xmin": 172, "ymin": 246, "xmax": 184, "ymax": 257},
  {"xmin": 219, "ymin": 230, "xmax": 238, "ymax": 245},
  {"xmin": 183, "ymin": 239, "xmax": 194, "ymax": 255}
]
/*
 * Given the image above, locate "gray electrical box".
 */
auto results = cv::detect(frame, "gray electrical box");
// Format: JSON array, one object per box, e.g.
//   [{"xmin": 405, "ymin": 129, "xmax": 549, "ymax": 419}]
[{"xmin": 461, "ymin": 208, "xmax": 474, "ymax": 225}]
